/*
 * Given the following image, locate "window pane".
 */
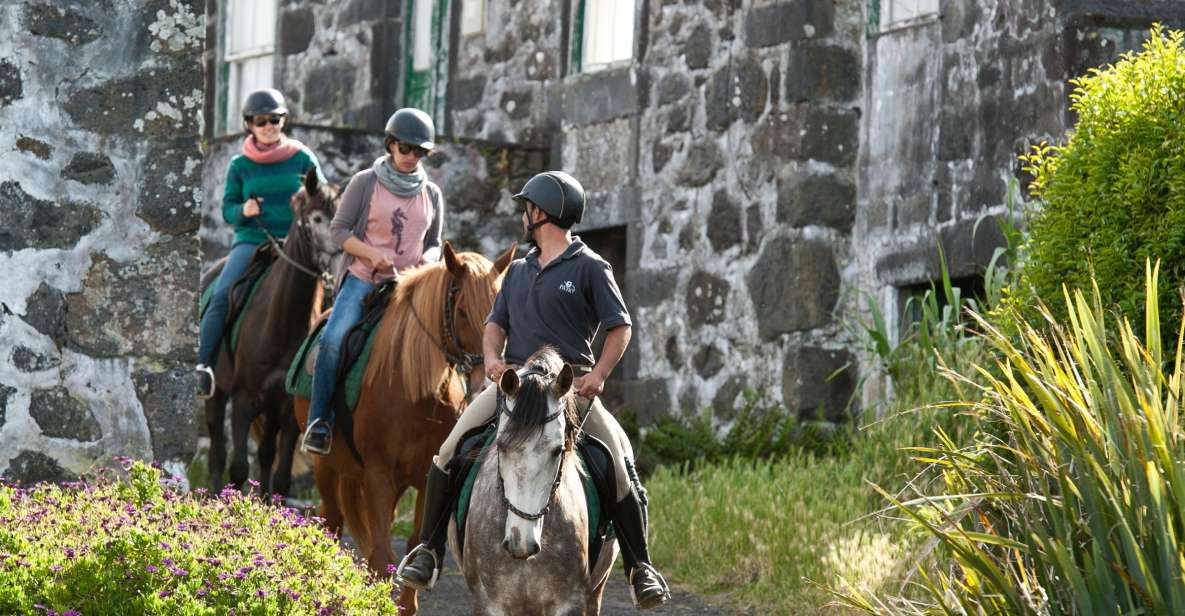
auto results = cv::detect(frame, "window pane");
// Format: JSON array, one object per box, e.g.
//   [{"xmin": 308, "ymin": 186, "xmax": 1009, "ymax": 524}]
[
  {"xmin": 413, "ymin": 0, "xmax": 433, "ymax": 71},
  {"xmin": 882, "ymin": 0, "xmax": 938, "ymax": 28},
  {"xmin": 227, "ymin": 0, "xmax": 275, "ymax": 57},
  {"xmin": 584, "ymin": 0, "xmax": 634, "ymax": 68},
  {"xmin": 461, "ymin": 0, "xmax": 484, "ymax": 35}
]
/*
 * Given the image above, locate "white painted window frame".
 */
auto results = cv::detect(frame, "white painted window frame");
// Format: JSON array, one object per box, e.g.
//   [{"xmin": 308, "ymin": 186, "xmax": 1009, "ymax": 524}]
[
  {"xmin": 460, "ymin": 0, "xmax": 485, "ymax": 36},
  {"xmin": 223, "ymin": 0, "xmax": 277, "ymax": 134},
  {"xmin": 582, "ymin": 0, "xmax": 636, "ymax": 72},
  {"xmin": 879, "ymin": 0, "xmax": 939, "ymax": 30}
]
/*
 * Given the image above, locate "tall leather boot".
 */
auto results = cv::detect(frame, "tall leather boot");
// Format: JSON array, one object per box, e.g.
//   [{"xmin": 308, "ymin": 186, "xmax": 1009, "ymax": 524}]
[
  {"xmin": 611, "ymin": 491, "xmax": 671, "ymax": 610},
  {"xmin": 395, "ymin": 464, "xmax": 451, "ymax": 590}
]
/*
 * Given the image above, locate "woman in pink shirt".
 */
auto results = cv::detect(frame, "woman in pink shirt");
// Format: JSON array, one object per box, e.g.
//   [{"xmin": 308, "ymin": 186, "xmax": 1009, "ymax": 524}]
[{"xmin": 301, "ymin": 108, "xmax": 445, "ymax": 455}]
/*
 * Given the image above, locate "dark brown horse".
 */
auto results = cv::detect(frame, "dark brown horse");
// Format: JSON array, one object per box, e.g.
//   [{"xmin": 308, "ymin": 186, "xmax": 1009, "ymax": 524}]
[
  {"xmin": 294, "ymin": 242, "xmax": 514, "ymax": 615},
  {"xmin": 202, "ymin": 169, "xmax": 341, "ymax": 496}
]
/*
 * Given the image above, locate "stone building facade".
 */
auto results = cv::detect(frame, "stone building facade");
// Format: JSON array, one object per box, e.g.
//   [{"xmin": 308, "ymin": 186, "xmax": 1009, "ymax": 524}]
[
  {"xmin": 0, "ymin": 1, "xmax": 204, "ymax": 482},
  {"xmin": 202, "ymin": 0, "xmax": 1185, "ymax": 425}
]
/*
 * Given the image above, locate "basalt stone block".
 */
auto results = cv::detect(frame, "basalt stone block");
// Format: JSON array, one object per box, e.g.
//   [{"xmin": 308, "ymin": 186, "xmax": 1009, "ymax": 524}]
[
  {"xmin": 500, "ymin": 90, "xmax": 532, "ymax": 120},
  {"xmin": 657, "ymin": 72, "xmax": 692, "ymax": 106},
  {"xmin": 452, "ymin": 76, "xmax": 487, "ymax": 111},
  {"xmin": 64, "ymin": 71, "xmax": 200, "ymax": 136},
  {"xmin": 3, "ymin": 451, "xmax": 77, "ymax": 486},
  {"xmin": 135, "ymin": 364, "xmax": 197, "ymax": 463},
  {"xmin": 62, "ymin": 152, "xmax": 116, "ymax": 185},
  {"xmin": 785, "ymin": 44, "xmax": 859, "ymax": 103},
  {"xmin": 753, "ymin": 112, "xmax": 803, "ymax": 159},
  {"xmin": 280, "ymin": 6, "xmax": 315, "ymax": 55},
  {"xmin": 706, "ymin": 56, "xmax": 767, "ymax": 130},
  {"xmin": 685, "ymin": 24, "xmax": 712, "ymax": 69},
  {"xmin": 693, "ymin": 344, "xmax": 723, "ymax": 378},
  {"xmin": 0, "ymin": 59, "xmax": 22, "ymax": 106},
  {"xmin": 16, "ymin": 136, "xmax": 52, "ymax": 160},
  {"xmin": 777, "ymin": 173, "xmax": 856, "ymax": 231},
  {"xmin": 746, "ymin": 0, "xmax": 833, "ymax": 48},
  {"xmin": 30, "ymin": 387, "xmax": 101, "ymax": 441},
  {"xmin": 12, "ymin": 346, "xmax": 59, "ymax": 372},
  {"xmin": 25, "ymin": 283, "xmax": 68, "ymax": 346},
  {"xmin": 686, "ymin": 270, "xmax": 730, "ymax": 327},
  {"xmin": 0, "ymin": 384, "xmax": 14, "ymax": 430},
  {"xmin": 633, "ymin": 267, "xmax": 678, "ymax": 307},
  {"xmin": 620, "ymin": 378, "xmax": 672, "ymax": 425},
  {"xmin": 707, "ymin": 190, "xmax": 742, "ymax": 252},
  {"xmin": 747, "ymin": 237, "xmax": 839, "ymax": 340},
  {"xmin": 0, "ymin": 182, "xmax": 102, "ymax": 252},
  {"xmin": 801, "ymin": 108, "xmax": 858, "ymax": 166},
  {"xmin": 666, "ymin": 104, "xmax": 691, "ymax": 134},
  {"xmin": 782, "ymin": 346, "xmax": 856, "ymax": 421},
  {"xmin": 712, "ymin": 375, "xmax": 746, "ymax": 420},
  {"xmin": 303, "ymin": 60, "xmax": 357, "ymax": 118},
  {"xmin": 561, "ymin": 68, "xmax": 640, "ymax": 126},
  {"xmin": 136, "ymin": 140, "xmax": 201, "ymax": 234},
  {"xmin": 665, "ymin": 336, "xmax": 682, "ymax": 367},
  {"xmin": 338, "ymin": 0, "xmax": 387, "ymax": 27},
  {"xmin": 676, "ymin": 140, "xmax": 722, "ymax": 187},
  {"xmin": 25, "ymin": 4, "xmax": 102, "ymax": 45},
  {"xmin": 745, "ymin": 206, "xmax": 762, "ymax": 252}
]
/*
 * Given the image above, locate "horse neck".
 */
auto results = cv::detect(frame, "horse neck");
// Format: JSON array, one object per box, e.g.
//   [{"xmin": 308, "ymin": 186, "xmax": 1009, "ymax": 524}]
[{"xmin": 260, "ymin": 222, "xmax": 320, "ymax": 339}]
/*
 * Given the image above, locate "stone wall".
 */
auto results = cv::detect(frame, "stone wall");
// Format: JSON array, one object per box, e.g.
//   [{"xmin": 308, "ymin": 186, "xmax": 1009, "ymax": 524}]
[
  {"xmin": 201, "ymin": 125, "xmax": 546, "ymax": 265},
  {"xmin": 0, "ymin": 0, "xmax": 204, "ymax": 483}
]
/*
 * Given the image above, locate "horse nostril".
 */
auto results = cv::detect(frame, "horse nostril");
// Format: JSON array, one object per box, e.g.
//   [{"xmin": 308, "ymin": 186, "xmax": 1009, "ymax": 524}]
[
  {"xmin": 527, "ymin": 542, "xmax": 540, "ymax": 558},
  {"xmin": 501, "ymin": 539, "xmax": 511, "ymax": 554}
]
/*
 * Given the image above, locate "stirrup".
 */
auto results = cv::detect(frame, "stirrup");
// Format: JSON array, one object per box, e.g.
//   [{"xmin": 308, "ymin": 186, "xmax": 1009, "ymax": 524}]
[
  {"xmin": 628, "ymin": 563, "xmax": 671, "ymax": 609},
  {"xmin": 300, "ymin": 418, "xmax": 332, "ymax": 455},
  {"xmin": 393, "ymin": 543, "xmax": 440, "ymax": 591},
  {"xmin": 195, "ymin": 365, "xmax": 215, "ymax": 400}
]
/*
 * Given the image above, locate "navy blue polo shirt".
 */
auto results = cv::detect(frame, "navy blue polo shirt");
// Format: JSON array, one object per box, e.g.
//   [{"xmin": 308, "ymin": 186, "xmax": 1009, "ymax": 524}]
[{"xmin": 486, "ymin": 238, "xmax": 631, "ymax": 368}]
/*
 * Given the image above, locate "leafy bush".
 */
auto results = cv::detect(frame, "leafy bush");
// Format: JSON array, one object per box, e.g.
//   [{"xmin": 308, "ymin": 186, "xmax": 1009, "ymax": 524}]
[
  {"xmin": 838, "ymin": 263, "xmax": 1185, "ymax": 614},
  {"xmin": 0, "ymin": 460, "xmax": 396, "ymax": 615},
  {"xmin": 1022, "ymin": 25, "xmax": 1185, "ymax": 344}
]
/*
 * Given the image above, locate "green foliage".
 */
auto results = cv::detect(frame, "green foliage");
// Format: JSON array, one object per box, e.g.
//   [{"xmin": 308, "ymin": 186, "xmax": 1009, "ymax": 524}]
[
  {"xmin": 1021, "ymin": 25, "xmax": 1185, "ymax": 345},
  {"xmin": 0, "ymin": 461, "xmax": 396, "ymax": 615},
  {"xmin": 837, "ymin": 262, "xmax": 1185, "ymax": 614}
]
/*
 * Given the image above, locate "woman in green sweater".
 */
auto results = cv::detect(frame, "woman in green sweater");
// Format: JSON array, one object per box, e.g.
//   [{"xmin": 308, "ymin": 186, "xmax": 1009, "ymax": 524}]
[{"xmin": 196, "ymin": 88, "xmax": 326, "ymax": 398}]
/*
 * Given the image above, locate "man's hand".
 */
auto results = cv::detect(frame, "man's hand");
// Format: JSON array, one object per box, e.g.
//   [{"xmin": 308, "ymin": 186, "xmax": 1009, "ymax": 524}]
[
  {"xmin": 242, "ymin": 198, "xmax": 261, "ymax": 218},
  {"xmin": 485, "ymin": 357, "xmax": 507, "ymax": 383},
  {"xmin": 574, "ymin": 370, "xmax": 606, "ymax": 400}
]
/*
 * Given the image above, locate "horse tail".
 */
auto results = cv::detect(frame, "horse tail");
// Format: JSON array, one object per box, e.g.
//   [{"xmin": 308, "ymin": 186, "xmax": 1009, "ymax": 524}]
[{"xmin": 338, "ymin": 475, "xmax": 371, "ymax": 554}]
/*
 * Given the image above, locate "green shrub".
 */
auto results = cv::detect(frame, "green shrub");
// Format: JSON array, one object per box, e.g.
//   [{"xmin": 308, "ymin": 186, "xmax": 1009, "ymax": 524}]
[
  {"xmin": 1022, "ymin": 24, "xmax": 1185, "ymax": 344},
  {"xmin": 0, "ymin": 461, "xmax": 396, "ymax": 615},
  {"xmin": 837, "ymin": 263, "xmax": 1185, "ymax": 614}
]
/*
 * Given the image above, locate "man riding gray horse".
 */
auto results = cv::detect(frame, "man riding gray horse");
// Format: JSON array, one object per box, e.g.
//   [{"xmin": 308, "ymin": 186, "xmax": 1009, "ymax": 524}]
[{"xmin": 395, "ymin": 171, "xmax": 671, "ymax": 610}]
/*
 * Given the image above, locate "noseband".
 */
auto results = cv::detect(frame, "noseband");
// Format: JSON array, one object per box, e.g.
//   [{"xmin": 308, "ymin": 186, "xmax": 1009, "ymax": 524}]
[{"xmin": 495, "ymin": 368, "xmax": 565, "ymax": 521}]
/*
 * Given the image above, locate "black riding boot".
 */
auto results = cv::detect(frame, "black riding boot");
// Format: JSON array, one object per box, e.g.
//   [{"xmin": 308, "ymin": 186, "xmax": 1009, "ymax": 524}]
[
  {"xmin": 395, "ymin": 463, "xmax": 451, "ymax": 590},
  {"xmin": 612, "ymin": 491, "xmax": 671, "ymax": 610}
]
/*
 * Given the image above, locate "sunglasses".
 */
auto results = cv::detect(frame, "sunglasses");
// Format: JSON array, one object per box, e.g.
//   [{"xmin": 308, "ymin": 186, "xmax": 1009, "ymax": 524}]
[
  {"xmin": 251, "ymin": 115, "xmax": 284, "ymax": 127},
  {"xmin": 395, "ymin": 141, "xmax": 430, "ymax": 159}
]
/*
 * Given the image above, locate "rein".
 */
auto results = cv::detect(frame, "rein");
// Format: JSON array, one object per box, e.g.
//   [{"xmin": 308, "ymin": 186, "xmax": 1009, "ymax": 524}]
[
  {"xmin": 407, "ymin": 278, "xmax": 484, "ymax": 375},
  {"xmin": 251, "ymin": 212, "xmax": 334, "ymax": 289},
  {"xmin": 495, "ymin": 372, "xmax": 566, "ymax": 521}
]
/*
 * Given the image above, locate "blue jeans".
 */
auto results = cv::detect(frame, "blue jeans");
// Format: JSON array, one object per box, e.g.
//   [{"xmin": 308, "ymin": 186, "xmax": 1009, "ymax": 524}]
[
  {"xmin": 309, "ymin": 273, "xmax": 375, "ymax": 428},
  {"xmin": 198, "ymin": 242, "xmax": 259, "ymax": 367}
]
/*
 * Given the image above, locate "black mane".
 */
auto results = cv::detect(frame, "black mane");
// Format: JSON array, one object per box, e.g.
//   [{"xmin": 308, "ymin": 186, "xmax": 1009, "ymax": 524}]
[{"xmin": 497, "ymin": 347, "xmax": 579, "ymax": 451}]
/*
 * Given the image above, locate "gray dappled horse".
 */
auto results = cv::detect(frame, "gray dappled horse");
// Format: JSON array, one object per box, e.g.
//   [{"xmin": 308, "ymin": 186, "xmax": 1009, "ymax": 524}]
[
  {"xmin": 454, "ymin": 348, "xmax": 619, "ymax": 616},
  {"xmin": 201, "ymin": 169, "xmax": 341, "ymax": 496}
]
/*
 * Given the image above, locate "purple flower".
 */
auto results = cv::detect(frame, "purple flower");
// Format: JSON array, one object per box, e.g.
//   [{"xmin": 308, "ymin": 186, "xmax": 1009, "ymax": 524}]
[
  {"xmin": 169, "ymin": 566, "xmax": 188, "ymax": 576},
  {"xmin": 158, "ymin": 589, "xmax": 172, "ymax": 598},
  {"xmin": 145, "ymin": 565, "xmax": 158, "ymax": 573},
  {"xmin": 50, "ymin": 564, "xmax": 62, "ymax": 572},
  {"xmin": 62, "ymin": 611, "xmax": 81, "ymax": 616},
  {"xmin": 256, "ymin": 589, "xmax": 267, "ymax": 598}
]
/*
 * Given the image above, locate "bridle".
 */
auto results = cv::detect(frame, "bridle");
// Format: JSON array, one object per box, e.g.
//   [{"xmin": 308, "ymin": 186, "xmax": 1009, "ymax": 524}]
[
  {"xmin": 495, "ymin": 368, "xmax": 566, "ymax": 521},
  {"xmin": 251, "ymin": 193, "xmax": 336, "ymax": 290},
  {"xmin": 408, "ymin": 273, "xmax": 485, "ymax": 376}
]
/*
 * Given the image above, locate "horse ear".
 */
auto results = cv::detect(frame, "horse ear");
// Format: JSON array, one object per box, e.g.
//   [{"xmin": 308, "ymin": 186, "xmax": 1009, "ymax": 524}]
[
  {"xmin": 443, "ymin": 242, "xmax": 464, "ymax": 277},
  {"xmin": 499, "ymin": 368, "xmax": 520, "ymax": 397},
  {"xmin": 494, "ymin": 243, "xmax": 517, "ymax": 274},
  {"xmin": 304, "ymin": 168, "xmax": 319, "ymax": 196},
  {"xmin": 555, "ymin": 364, "xmax": 574, "ymax": 397}
]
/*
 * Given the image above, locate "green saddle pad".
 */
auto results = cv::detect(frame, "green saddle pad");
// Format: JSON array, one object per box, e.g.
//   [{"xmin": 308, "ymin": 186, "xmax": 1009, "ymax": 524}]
[
  {"xmin": 455, "ymin": 430, "xmax": 605, "ymax": 553},
  {"xmin": 284, "ymin": 317, "xmax": 382, "ymax": 414},
  {"xmin": 198, "ymin": 265, "xmax": 271, "ymax": 352}
]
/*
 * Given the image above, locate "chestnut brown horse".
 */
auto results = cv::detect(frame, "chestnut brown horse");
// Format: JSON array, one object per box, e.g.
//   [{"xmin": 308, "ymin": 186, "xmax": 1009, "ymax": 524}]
[
  {"xmin": 294, "ymin": 241, "xmax": 514, "ymax": 615},
  {"xmin": 203, "ymin": 169, "xmax": 341, "ymax": 497}
]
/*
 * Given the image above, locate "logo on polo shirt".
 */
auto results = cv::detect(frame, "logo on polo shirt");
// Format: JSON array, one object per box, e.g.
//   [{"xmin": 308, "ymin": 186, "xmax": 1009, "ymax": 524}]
[{"xmin": 559, "ymin": 280, "xmax": 576, "ymax": 294}]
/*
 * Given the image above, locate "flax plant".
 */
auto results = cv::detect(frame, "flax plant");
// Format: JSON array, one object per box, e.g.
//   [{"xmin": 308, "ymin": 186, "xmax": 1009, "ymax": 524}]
[{"xmin": 837, "ymin": 261, "xmax": 1185, "ymax": 614}]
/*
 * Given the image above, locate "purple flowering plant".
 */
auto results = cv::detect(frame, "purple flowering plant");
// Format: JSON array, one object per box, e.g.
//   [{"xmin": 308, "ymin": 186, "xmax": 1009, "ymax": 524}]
[{"xmin": 0, "ymin": 461, "xmax": 397, "ymax": 614}]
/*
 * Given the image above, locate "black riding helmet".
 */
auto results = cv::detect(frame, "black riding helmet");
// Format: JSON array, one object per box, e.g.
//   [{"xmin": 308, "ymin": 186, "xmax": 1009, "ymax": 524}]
[
  {"xmin": 241, "ymin": 88, "xmax": 288, "ymax": 119},
  {"xmin": 385, "ymin": 108, "xmax": 435, "ymax": 150},
  {"xmin": 513, "ymin": 171, "xmax": 586, "ymax": 229}
]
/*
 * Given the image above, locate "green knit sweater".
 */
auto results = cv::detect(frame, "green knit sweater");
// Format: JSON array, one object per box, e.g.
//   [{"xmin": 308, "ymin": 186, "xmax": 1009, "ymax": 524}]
[{"xmin": 221, "ymin": 147, "xmax": 326, "ymax": 245}]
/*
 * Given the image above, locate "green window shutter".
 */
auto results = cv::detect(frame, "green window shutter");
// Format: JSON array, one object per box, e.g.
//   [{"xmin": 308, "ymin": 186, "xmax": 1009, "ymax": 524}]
[
  {"xmin": 570, "ymin": 0, "xmax": 586, "ymax": 74},
  {"xmin": 404, "ymin": 0, "xmax": 449, "ymax": 127}
]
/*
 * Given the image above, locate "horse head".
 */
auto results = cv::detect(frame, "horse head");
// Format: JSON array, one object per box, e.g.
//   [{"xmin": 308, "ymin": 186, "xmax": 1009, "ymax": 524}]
[
  {"xmin": 289, "ymin": 168, "xmax": 342, "ymax": 275},
  {"xmin": 442, "ymin": 241, "xmax": 516, "ymax": 393},
  {"xmin": 494, "ymin": 347, "xmax": 581, "ymax": 560}
]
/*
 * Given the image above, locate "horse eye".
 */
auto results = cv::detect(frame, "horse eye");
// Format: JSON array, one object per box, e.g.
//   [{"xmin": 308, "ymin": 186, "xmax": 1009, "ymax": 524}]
[
  {"xmin": 552, "ymin": 446, "xmax": 563, "ymax": 458},
  {"xmin": 312, "ymin": 214, "xmax": 324, "ymax": 224}
]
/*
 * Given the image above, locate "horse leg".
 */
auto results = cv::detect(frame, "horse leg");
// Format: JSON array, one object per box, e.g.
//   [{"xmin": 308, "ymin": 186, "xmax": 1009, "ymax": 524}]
[
  {"xmin": 257, "ymin": 402, "xmax": 281, "ymax": 497},
  {"xmin": 228, "ymin": 399, "xmax": 259, "ymax": 492},
  {"xmin": 313, "ymin": 458, "xmax": 344, "ymax": 538},
  {"xmin": 205, "ymin": 389, "xmax": 229, "ymax": 492},
  {"xmin": 272, "ymin": 407, "xmax": 299, "ymax": 498},
  {"xmin": 394, "ymin": 480, "xmax": 421, "ymax": 615},
  {"xmin": 362, "ymin": 467, "xmax": 398, "ymax": 576}
]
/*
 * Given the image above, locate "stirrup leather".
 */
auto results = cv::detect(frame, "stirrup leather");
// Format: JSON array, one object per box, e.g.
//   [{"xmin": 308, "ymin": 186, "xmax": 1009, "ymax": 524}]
[
  {"xmin": 394, "ymin": 543, "xmax": 440, "ymax": 591},
  {"xmin": 628, "ymin": 562, "xmax": 671, "ymax": 609}
]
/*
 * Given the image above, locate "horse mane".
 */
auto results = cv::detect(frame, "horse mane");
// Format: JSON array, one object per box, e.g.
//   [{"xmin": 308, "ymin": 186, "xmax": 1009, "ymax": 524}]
[
  {"xmin": 498, "ymin": 347, "xmax": 581, "ymax": 452},
  {"xmin": 363, "ymin": 251, "xmax": 497, "ymax": 405}
]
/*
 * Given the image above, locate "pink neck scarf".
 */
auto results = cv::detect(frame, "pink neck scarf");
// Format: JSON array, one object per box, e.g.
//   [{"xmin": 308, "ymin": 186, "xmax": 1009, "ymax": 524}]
[{"xmin": 241, "ymin": 135, "xmax": 303, "ymax": 164}]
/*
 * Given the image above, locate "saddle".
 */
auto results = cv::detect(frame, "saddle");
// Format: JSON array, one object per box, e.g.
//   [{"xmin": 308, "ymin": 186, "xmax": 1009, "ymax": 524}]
[
  {"xmin": 198, "ymin": 242, "xmax": 277, "ymax": 353},
  {"xmin": 285, "ymin": 280, "xmax": 397, "ymax": 462},
  {"xmin": 450, "ymin": 421, "xmax": 617, "ymax": 572}
]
